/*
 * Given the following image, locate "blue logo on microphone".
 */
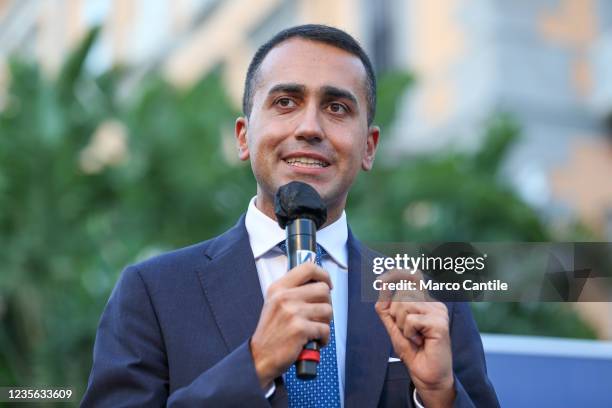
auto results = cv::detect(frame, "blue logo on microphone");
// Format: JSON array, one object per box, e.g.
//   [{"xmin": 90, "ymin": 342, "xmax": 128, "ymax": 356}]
[{"xmin": 296, "ymin": 250, "xmax": 316, "ymax": 265}]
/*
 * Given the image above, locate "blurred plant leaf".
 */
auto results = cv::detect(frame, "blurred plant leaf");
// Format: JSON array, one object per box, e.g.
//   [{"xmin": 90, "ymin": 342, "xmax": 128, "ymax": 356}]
[
  {"xmin": 57, "ymin": 25, "xmax": 101, "ymax": 100},
  {"xmin": 375, "ymin": 70, "xmax": 413, "ymax": 129},
  {"xmin": 472, "ymin": 114, "xmax": 521, "ymax": 174}
]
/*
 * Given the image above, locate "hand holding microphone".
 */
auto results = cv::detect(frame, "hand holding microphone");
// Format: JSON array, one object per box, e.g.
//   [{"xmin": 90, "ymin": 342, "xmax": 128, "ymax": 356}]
[{"xmin": 250, "ymin": 182, "xmax": 330, "ymax": 388}]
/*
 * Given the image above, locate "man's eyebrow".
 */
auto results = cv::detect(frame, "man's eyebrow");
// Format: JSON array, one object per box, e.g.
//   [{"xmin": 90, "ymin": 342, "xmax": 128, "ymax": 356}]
[
  {"xmin": 321, "ymin": 86, "xmax": 358, "ymax": 106},
  {"xmin": 266, "ymin": 83, "xmax": 359, "ymax": 106},
  {"xmin": 267, "ymin": 83, "xmax": 306, "ymax": 96}
]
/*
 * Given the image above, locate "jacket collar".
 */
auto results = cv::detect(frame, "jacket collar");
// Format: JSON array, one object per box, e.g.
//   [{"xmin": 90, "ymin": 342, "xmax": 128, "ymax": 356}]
[{"xmin": 197, "ymin": 215, "xmax": 264, "ymax": 351}]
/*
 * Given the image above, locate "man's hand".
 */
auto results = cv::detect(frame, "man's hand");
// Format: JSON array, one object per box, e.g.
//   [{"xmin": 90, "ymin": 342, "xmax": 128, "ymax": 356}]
[
  {"xmin": 250, "ymin": 262, "xmax": 333, "ymax": 388},
  {"xmin": 375, "ymin": 270, "xmax": 455, "ymax": 408}
]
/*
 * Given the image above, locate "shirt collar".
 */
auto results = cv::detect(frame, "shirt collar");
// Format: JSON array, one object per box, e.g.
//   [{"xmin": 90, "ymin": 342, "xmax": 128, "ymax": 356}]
[{"xmin": 245, "ymin": 196, "xmax": 348, "ymax": 269}]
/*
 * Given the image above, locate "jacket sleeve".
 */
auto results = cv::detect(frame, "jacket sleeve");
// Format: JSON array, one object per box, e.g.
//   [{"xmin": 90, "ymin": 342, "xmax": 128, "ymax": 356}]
[
  {"xmin": 81, "ymin": 266, "xmax": 272, "ymax": 408},
  {"xmin": 448, "ymin": 302, "xmax": 500, "ymax": 408}
]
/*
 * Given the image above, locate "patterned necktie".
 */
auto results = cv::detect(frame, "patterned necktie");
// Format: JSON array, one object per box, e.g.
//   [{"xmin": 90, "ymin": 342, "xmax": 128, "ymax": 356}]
[{"xmin": 278, "ymin": 241, "xmax": 342, "ymax": 408}]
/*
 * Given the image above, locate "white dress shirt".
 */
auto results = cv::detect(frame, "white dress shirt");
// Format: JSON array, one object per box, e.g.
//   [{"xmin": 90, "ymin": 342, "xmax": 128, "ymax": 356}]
[{"xmin": 245, "ymin": 196, "xmax": 348, "ymax": 406}]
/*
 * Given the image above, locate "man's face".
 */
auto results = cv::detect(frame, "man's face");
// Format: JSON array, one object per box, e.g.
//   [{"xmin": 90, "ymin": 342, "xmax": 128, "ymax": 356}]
[{"xmin": 236, "ymin": 38, "xmax": 379, "ymax": 220}]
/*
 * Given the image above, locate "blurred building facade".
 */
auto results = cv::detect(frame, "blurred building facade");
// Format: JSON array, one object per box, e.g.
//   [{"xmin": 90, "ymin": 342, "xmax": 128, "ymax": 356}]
[
  {"xmin": 2, "ymin": 0, "xmax": 612, "ymax": 237},
  {"xmin": 1, "ymin": 0, "xmax": 612, "ymax": 335}
]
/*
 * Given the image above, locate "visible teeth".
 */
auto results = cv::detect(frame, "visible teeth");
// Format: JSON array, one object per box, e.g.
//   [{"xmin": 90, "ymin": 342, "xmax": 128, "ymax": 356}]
[{"xmin": 285, "ymin": 157, "xmax": 328, "ymax": 167}]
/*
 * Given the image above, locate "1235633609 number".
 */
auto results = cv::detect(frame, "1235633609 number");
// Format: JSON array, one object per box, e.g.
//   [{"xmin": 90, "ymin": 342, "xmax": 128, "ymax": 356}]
[{"xmin": 1, "ymin": 388, "xmax": 74, "ymax": 401}]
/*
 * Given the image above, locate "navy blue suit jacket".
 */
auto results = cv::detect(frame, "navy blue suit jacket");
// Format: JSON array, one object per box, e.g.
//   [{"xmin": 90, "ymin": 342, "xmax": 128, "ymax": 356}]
[{"xmin": 82, "ymin": 216, "xmax": 499, "ymax": 407}]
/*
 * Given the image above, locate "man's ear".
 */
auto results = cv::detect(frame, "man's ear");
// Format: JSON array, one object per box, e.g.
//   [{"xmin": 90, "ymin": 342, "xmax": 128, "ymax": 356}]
[
  {"xmin": 362, "ymin": 125, "xmax": 380, "ymax": 171},
  {"xmin": 235, "ymin": 117, "xmax": 250, "ymax": 161}
]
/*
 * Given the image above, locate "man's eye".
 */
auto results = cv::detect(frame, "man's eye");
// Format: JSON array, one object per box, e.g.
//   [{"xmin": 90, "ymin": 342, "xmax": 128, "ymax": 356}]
[
  {"xmin": 328, "ymin": 103, "xmax": 348, "ymax": 114},
  {"xmin": 276, "ymin": 98, "xmax": 296, "ymax": 108}
]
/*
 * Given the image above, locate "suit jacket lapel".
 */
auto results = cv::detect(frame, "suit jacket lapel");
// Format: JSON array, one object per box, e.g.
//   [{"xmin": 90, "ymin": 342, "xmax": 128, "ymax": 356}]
[
  {"xmin": 344, "ymin": 230, "xmax": 392, "ymax": 408},
  {"xmin": 197, "ymin": 215, "xmax": 264, "ymax": 352},
  {"xmin": 197, "ymin": 217, "xmax": 393, "ymax": 407}
]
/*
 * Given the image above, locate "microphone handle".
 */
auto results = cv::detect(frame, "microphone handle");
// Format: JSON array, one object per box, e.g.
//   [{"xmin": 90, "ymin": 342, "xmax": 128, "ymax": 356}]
[{"xmin": 286, "ymin": 218, "xmax": 320, "ymax": 380}]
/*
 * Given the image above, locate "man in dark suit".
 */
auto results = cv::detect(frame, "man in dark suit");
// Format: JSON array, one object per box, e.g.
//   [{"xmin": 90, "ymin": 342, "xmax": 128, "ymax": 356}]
[{"xmin": 82, "ymin": 25, "xmax": 499, "ymax": 407}]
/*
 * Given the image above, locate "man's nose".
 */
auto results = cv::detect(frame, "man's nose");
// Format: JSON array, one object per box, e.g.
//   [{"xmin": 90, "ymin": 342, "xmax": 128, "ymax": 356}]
[{"xmin": 294, "ymin": 103, "xmax": 324, "ymax": 143}]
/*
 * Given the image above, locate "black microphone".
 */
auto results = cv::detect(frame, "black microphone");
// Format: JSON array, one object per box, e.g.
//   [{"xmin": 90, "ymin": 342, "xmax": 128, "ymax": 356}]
[{"xmin": 274, "ymin": 181, "xmax": 327, "ymax": 380}]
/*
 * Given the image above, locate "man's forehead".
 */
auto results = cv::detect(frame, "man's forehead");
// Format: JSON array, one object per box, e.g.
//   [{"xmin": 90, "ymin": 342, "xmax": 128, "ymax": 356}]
[{"xmin": 253, "ymin": 38, "xmax": 369, "ymax": 99}]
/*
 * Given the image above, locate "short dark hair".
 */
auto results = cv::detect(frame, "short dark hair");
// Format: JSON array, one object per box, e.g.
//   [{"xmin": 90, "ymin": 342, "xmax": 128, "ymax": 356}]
[{"xmin": 242, "ymin": 24, "xmax": 377, "ymax": 125}]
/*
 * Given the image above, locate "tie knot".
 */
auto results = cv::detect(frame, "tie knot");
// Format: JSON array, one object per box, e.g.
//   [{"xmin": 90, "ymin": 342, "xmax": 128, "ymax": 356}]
[{"xmin": 277, "ymin": 241, "xmax": 326, "ymax": 266}]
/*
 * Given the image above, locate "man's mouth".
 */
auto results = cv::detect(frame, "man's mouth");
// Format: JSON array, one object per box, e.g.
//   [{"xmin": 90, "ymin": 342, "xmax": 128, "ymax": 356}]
[{"xmin": 283, "ymin": 156, "xmax": 330, "ymax": 168}]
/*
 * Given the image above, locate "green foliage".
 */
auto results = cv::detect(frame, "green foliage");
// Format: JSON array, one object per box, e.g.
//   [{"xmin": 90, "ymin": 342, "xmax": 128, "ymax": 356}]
[
  {"xmin": 374, "ymin": 70, "xmax": 414, "ymax": 129},
  {"xmin": 0, "ymin": 27, "xmax": 254, "ymax": 398},
  {"xmin": 347, "ymin": 116, "xmax": 548, "ymax": 242},
  {"xmin": 471, "ymin": 302, "xmax": 596, "ymax": 339},
  {"xmin": 0, "ymin": 28, "xmax": 596, "ymax": 403}
]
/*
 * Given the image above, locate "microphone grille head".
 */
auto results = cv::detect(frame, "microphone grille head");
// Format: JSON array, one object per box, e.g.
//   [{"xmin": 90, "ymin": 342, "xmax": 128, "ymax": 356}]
[{"xmin": 274, "ymin": 181, "xmax": 327, "ymax": 229}]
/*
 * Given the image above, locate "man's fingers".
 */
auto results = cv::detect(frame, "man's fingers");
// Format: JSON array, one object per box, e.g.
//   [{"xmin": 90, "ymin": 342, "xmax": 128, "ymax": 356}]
[
  {"xmin": 376, "ymin": 268, "xmax": 432, "ymax": 303},
  {"xmin": 403, "ymin": 314, "xmax": 426, "ymax": 345},
  {"xmin": 279, "ymin": 263, "xmax": 332, "ymax": 290},
  {"xmin": 300, "ymin": 302, "xmax": 333, "ymax": 324},
  {"xmin": 376, "ymin": 269, "xmax": 419, "ymax": 312},
  {"xmin": 375, "ymin": 300, "xmax": 397, "ymax": 336},
  {"xmin": 303, "ymin": 321, "xmax": 331, "ymax": 346},
  {"xmin": 403, "ymin": 313, "xmax": 449, "ymax": 341},
  {"xmin": 389, "ymin": 300, "xmax": 448, "ymax": 321},
  {"xmin": 287, "ymin": 281, "xmax": 332, "ymax": 304},
  {"xmin": 376, "ymin": 269, "xmax": 406, "ymax": 303},
  {"xmin": 381, "ymin": 301, "xmax": 450, "ymax": 350},
  {"xmin": 389, "ymin": 301, "xmax": 428, "ymax": 322},
  {"xmin": 388, "ymin": 301, "xmax": 439, "ymax": 333}
]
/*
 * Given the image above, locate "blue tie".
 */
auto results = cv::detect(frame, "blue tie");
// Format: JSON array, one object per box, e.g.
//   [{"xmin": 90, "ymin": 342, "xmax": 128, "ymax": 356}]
[{"xmin": 278, "ymin": 241, "xmax": 342, "ymax": 408}]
